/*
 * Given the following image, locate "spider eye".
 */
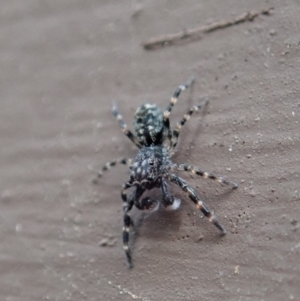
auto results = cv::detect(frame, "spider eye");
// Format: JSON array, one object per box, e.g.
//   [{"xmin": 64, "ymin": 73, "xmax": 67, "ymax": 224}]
[{"xmin": 148, "ymin": 160, "xmax": 154, "ymax": 166}]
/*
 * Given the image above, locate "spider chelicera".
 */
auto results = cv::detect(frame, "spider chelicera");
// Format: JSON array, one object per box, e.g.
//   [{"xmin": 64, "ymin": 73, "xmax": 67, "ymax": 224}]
[{"xmin": 97, "ymin": 78, "xmax": 238, "ymax": 268}]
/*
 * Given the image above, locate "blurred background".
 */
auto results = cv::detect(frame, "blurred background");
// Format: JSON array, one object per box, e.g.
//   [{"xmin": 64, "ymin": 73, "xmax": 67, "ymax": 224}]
[{"xmin": 0, "ymin": 1, "xmax": 299, "ymax": 300}]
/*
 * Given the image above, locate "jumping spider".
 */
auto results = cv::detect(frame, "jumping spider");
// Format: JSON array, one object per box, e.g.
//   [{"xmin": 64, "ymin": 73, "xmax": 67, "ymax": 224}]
[{"xmin": 97, "ymin": 78, "xmax": 238, "ymax": 268}]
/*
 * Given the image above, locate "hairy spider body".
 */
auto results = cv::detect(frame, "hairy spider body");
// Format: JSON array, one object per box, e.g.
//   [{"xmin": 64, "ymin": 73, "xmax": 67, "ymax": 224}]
[
  {"xmin": 134, "ymin": 104, "xmax": 164, "ymax": 146},
  {"xmin": 98, "ymin": 78, "xmax": 238, "ymax": 268},
  {"xmin": 130, "ymin": 146, "xmax": 169, "ymax": 185}
]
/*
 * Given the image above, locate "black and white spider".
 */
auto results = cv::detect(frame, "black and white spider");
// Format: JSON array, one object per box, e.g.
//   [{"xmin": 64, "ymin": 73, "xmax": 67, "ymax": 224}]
[{"xmin": 97, "ymin": 78, "xmax": 238, "ymax": 268}]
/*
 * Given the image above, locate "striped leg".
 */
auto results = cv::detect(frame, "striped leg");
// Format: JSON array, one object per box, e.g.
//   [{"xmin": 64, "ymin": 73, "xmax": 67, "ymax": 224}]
[
  {"xmin": 175, "ymin": 164, "xmax": 238, "ymax": 189},
  {"xmin": 112, "ymin": 105, "xmax": 142, "ymax": 148},
  {"xmin": 163, "ymin": 77, "xmax": 195, "ymax": 146},
  {"xmin": 171, "ymin": 99, "xmax": 208, "ymax": 150},
  {"xmin": 167, "ymin": 173, "xmax": 226, "ymax": 235},
  {"xmin": 97, "ymin": 158, "xmax": 133, "ymax": 178},
  {"xmin": 161, "ymin": 178, "xmax": 181, "ymax": 210},
  {"xmin": 121, "ymin": 181, "xmax": 135, "ymax": 268}
]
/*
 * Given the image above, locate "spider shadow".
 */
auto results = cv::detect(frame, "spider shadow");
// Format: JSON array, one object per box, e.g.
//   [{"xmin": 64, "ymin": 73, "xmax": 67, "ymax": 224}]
[
  {"xmin": 187, "ymin": 175, "xmax": 238, "ymax": 210},
  {"xmin": 129, "ymin": 182, "xmax": 236, "ymax": 245},
  {"xmin": 130, "ymin": 189, "xmax": 183, "ymax": 245},
  {"xmin": 174, "ymin": 91, "xmax": 211, "ymax": 157},
  {"xmin": 207, "ymin": 185, "xmax": 237, "ymax": 202},
  {"xmin": 127, "ymin": 179, "xmax": 238, "ymax": 262},
  {"xmin": 189, "ymin": 96, "xmax": 210, "ymax": 148}
]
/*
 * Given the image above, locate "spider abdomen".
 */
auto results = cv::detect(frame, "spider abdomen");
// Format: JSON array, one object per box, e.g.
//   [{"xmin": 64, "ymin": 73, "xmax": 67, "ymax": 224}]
[{"xmin": 134, "ymin": 103, "xmax": 164, "ymax": 146}]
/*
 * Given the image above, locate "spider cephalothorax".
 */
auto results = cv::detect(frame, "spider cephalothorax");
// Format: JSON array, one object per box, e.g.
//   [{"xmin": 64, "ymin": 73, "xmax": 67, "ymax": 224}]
[
  {"xmin": 129, "ymin": 146, "xmax": 169, "ymax": 186},
  {"xmin": 98, "ymin": 78, "xmax": 238, "ymax": 268}
]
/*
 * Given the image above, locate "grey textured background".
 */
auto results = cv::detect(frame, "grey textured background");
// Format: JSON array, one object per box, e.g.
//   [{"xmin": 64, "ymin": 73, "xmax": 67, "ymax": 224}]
[{"xmin": 0, "ymin": 1, "xmax": 299, "ymax": 300}]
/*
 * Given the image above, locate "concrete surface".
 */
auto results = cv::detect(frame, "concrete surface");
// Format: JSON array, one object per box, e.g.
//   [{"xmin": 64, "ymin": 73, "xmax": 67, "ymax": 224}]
[{"xmin": 0, "ymin": 1, "xmax": 300, "ymax": 300}]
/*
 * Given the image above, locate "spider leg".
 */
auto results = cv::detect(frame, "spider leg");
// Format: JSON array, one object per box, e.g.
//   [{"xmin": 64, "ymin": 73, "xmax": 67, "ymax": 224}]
[
  {"xmin": 167, "ymin": 173, "xmax": 226, "ymax": 235},
  {"xmin": 121, "ymin": 181, "xmax": 135, "ymax": 268},
  {"xmin": 170, "ymin": 99, "xmax": 209, "ymax": 150},
  {"xmin": 161, "ymin": 178, "xmax": 181, "ymax": 210},
  {"xmin": 163, "ymin": 77, "xmax": 195, "ymax": 146},
  {"xmin": 121, "ymin": 184, "xmax": 151, "ymax": 268},
  {"xmin": 97, "ymin": 158, "xmax": 133, "ymax": 178},
  {"xmin": 175, "ymin": 163, "xmax": 238, "ymax": 189},
  {"xmin": 112, "ymin": 104, "xmax": 142, "ymax": 149}
]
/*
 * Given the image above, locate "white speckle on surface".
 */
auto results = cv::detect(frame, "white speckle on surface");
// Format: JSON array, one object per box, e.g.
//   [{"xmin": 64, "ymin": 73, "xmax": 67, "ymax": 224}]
[
  {"xmin": 234, "ymin": 265, "xmax": 239, "ymax": 274},
  {"xmin": 15, "ymin": 223, "xmax": 22, "ymax": 233}
]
